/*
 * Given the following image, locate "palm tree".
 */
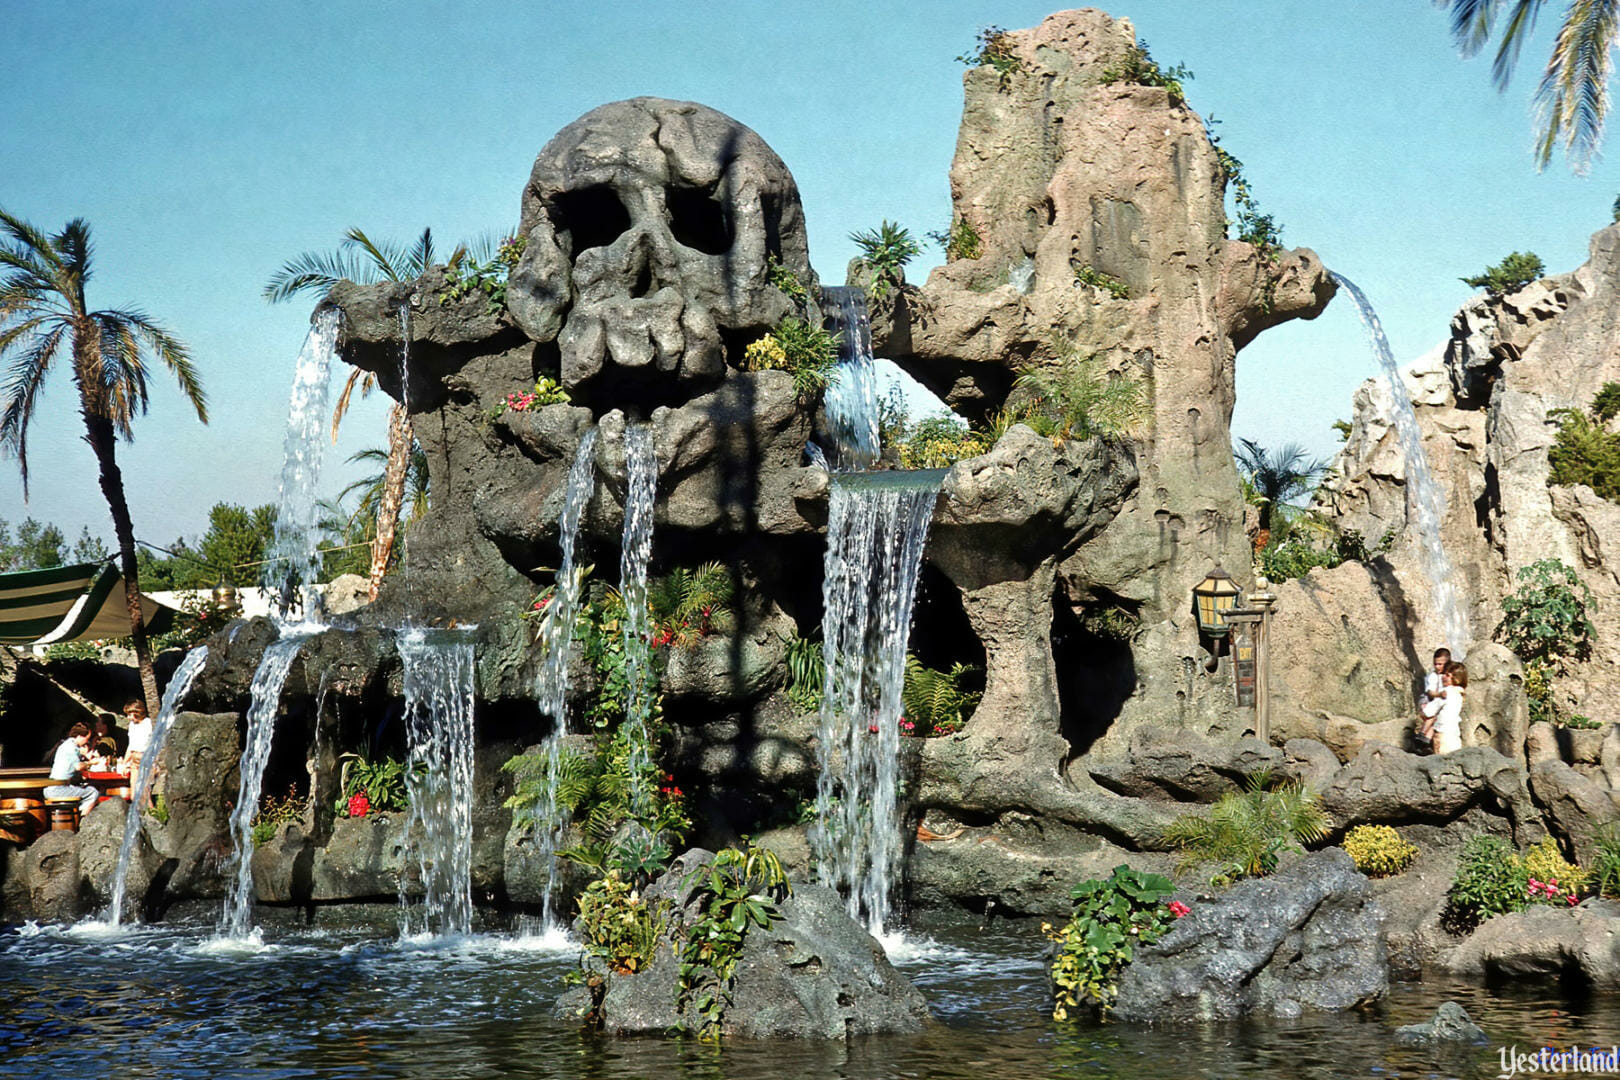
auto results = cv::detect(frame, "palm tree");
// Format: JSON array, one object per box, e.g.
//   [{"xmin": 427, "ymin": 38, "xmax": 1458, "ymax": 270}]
[
  {"xmin": 264, "ymin": 227, "xmax": 466, "ymax": 600},
  {"xmin": 1439, "ymin": 0, "xmax": 1620, "ymax": 172},
  {"xmin": 1234, "ymin": 438, "xmax": 1327, "ymax": 551},
  {"xmin": 0, "ymin": 210, "xmax": 208, "ymax": 713}
]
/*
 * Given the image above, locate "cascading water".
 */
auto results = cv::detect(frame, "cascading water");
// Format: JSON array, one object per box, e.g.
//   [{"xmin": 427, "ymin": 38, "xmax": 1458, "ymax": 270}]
[
  {"xmin": 397, "ymin": 628, "xmax": 477, "ymax": 938},
  {"xmin": 264, "ymin": 308, "xmax": 340, "ymax": 622},
  {"xmin": 220, "ymin": 633, "xmax": 313, "ymax": 939},
  {"xmin": 531, "ymin": 429, "xmax": 599, "ymax": 929},
  {"xmin": 811, "ymin": 470, "xmax": 943, "ymax": 936},
  {"xmin": 618, "ymin": 424, "xmax": 658, "ymax": 815},
  {"xmin": 1330, "ymin": 272, "xmax": 1471, "ymax": 656},
  {"xmin": 106, "ymin": 645, "xmax": 209, "ymax": 926},
  {"xmin": 819, "ymin": 286, "xmax": 881, "ymax": 471}
]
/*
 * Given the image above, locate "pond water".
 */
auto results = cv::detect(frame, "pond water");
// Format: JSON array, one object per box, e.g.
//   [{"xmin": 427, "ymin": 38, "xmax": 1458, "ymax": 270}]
[{"xmin": 0, "ymin": 908, "xmax": 1611, "ymax": 1079}]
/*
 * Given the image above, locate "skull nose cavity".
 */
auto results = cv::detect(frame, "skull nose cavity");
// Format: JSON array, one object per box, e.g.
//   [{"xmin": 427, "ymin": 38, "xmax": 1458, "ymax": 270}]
[
  {"xmin": 666, "ymin": 184, "xmax": 733, "ymax": 255},
  {"xmin": 629, "ymin": 262, "xmax": 654, "ymax": 300},
  {"xmin": 549, "ymin": 184, "xmax": 631, "ymax": 252}
]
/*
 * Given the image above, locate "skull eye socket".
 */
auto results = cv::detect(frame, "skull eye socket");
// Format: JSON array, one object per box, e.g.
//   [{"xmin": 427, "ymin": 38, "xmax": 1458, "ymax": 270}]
[
  {"xmin": 666, "ymin": 185, "xmax": 733, "ymax": 255},
  {"xmin": 549, "ymin": 185, "xmax": 631, "ymax": 253}
]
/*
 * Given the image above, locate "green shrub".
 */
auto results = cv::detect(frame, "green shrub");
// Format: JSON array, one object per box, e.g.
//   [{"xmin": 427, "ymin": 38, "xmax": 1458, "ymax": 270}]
[
  {"xmin": 333, "ymin": 753, "xmax": 410, "ymax": 816},
  {"xmin": 1495, "ymin": 558, "xmax": 1597, "ymax": 673},
  {"xmin": 765, "ymin": 255, "xmax": 811, "ymax": 310},
  {"xmin": 1548, "ymin": 408, "xmax": 1620, "ymax": 500},
  {"xmin": 1162, "ymin": 772, "xmax": 1328, "ymax": 886},
  {"xmin": 1078, "ymin": 605, "xmax": 1140, "ymax": 642},
  {"xmin": 897, "ymin": 415, "xmax": 988, "ymax": 468},
  {"xmin": 647, "ymin": 561, "xmax": 734, "ymax": 647},
  {"xmin": 1524, "ymin": 836, "xmax": 1588, "ymax": 896},
  {"xmin": 849, "ymin": 220, "xmax": 922, "ymax": 300},
  {"xmin": 784, "ymin": 633, "xmax": 825, "ymax": 713},
  {"xmin": 440, "ymin": 234, "xmax": 526, "ymax": 313},
  {"xmin": 577, "ymin": 869, "xmax": 668, "ymax": 975},
  {"xmin": 675, "ymin": 843, "xmax": 791, "ymax": 1041},
  {"xmin": 743, "ymin": 317, "xmax": 839, "ymax": 398},
  {"xmin": 929, "ymin": 218, "xmax": 983, "ymax": 261},
  {"xmin": 1443, "ymin": 835, "xmax": 1530, "ymax": 933},
  {"xmin": 251, "ymin": 784, "xmax": 304, "ymax": 846},
  {"xmin": 1341, "ymin": 825, "xmax": 1417, "ymax": 877},
  {"xmin": 1594, "ymin": 382, "xmax": 1620, "ymax": 422},
  {"xmin": 1073, "ymin": 264, "xmax": 1130, "ymax": 300},
  {"xmin": 1590, "ymin": 825, "xmax": 1620, "ymax": 898},
  {"xmin": 956, "ymin": 26, "xmax": 1024, "ymax": 87},
  {"xmin": 1461, "ymin": 251, "xmax": 1545, "ymax": 296},
  {"xmin": 901, "ymin": 655, "xmax": 981, "ymax": 736},
  {"xmin": 1010, "ymin": 347, "xmax": 1146, "ymax": 442},
  {"xmin": 1045, "ymin": 865, "xmax": 1178, "ymax": 1019},
  {"xmin": 1098, "ymin": 37, "xmax": 1193, "ymax": 105}
]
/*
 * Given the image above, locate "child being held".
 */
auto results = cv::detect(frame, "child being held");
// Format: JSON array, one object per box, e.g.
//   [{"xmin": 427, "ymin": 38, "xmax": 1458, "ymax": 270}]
[
  {"xmin": 1431, "ymin": 661, "xmax": 1466, "ymax": 755},
  {"xmin": 1417, "ymin": 647, "xmax": 1450, "ymax": 745}
]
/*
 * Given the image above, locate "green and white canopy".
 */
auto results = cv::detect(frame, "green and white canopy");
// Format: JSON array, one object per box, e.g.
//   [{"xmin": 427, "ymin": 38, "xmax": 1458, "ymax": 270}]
[{"xmin": 0, "ymin": 562, "xmax": 176, "ymax": 646}]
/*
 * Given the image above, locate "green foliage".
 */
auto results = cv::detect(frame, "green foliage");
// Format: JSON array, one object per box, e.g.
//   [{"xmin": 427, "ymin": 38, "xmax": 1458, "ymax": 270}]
[
  {"xmin": 647, "ymin": 562, "xmax": 734, "ymax": 647},
  {"xmin": 1590, "ymin": 825, "xmax": 1620, "ymax": 899},
  {"xmin": 897, "ymin": 415, "xmax": 988, "ymax": 469},
  {"xmin": 901, "ymin": 655, "xmax": 981, "ymax": 737},
  {"xmin": 1613, "ymin": 195, "xmax": 1620, "ymax": 223},
  {"xmin": 928, "ymin": 218, "xmax": 983, "ymax": 261},
  {"xmin": 1563, "ymin": 713, "xmax": 1604, "ymax": 730},
  {"xmin": 675, "ymin": 843, "xmax": 791, "ymax": 1041},
  {"xmin": 0, "ymin": 516, "xmax": 107, "ymax": 571},
  {"xmin": 1073, "ymin": 265, "xmax": 1130, "ymax": 300},
  {"xmin": 956, "ymin": 26, "xmax": 1024, "ymax": 88},
  {"xmin": 440, "ymin": 235, "xmax": 527, "ymax": 313},
  {"xmin": 848, "ymin": 221, "xmax": 922, "ymax": 300},
  {"xmin": 1443, "ymin": 835, "xmax": 1530, "ymax": 934},
  {"xmin": 1594, "ymin": 382, "xmax": 1620, "ymax": 422},
  {"xmin": 1206, "ymin": 121, "xmax": 1284, "ymax": 277},
  {"xmin": 1011, "ymin": 348, "xmax": 1147, "ymax": 442},
  {"xmin": 1235, "ymin": 438, "xmax": 1327, "ymax": 534},
  {"xmin": 1461, "ymin": 251, "xmax": 1546, "ymax": 295},
  {"xmin": 1549, "ymin": 408, "xmax": 1620, "ymax": 499},
  {"xmin": 333, "ymin": 752, "xmax": 410, "ymax": 816},
  {"xmin": 1045, "ymin": 865, "xmax": 1177, "ymax": 1019},
  {"xmin": 147, "ymin": 791, "xmax": 169, "ymax": 826},
  {"xmin": 1162, "ymin": 773, "xmax": 1328, "ymax": 886},
  {"xmin": 1098, "ymin": 37, "xmax": 1193, "ymax": 105},
  {"xmin": 1341, "ymin": 825, "xmax": 1418, "ymax": 878},
  {"xmin": 1256, "ymin": 528, "xmax": 1392, "ymax": 583},
  {"xmin": 578, "ymin": 869, "xmax": 669, "ymax": 975},
  {"xmin": 1525, "ymin": 835, "xmax": 1589, "ymax": 895},
  {"xmin": 264, "ymin": 225, "xmax": 447, "ymax": 303},
  {"xmin": 1332, "ymin": 419, "xmax": 1353, "ymax": 442},
  {"xmin": 1495, "ymin": 558, "xmax": 1597, "ymax": 674},
  {"xmin": 765, "ymin": 255, "xmax": 812, "ymax": 311},
  {"xmin": 784, "ymin": 633, "xmax": 825, "ymax": 713},
  {"xmin": 251, "ymin": 784, "xmax": 305, "ymax": 846},
  {"xmin": 1078, "ymin": 605, "xmax": 1140, "ymax": 643},
  {"xmin": 742, "ymin": 318, "xmax": 839, "ymax": 399},
  {"xmin": 488, "ymin": 376, "xmax": 570, "ymax": 419}
]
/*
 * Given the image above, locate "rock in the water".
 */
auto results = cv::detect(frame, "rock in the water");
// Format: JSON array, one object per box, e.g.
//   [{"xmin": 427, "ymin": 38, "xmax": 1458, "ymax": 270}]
[
  {"xmin": 24, "ymin": 831, "xmax": 86, "ymax": 923},
  {"xmin": 554, "ymin": 850, "xmax": 930, "ymax": 1038},
  {"xmin": 1441, "ymin": 900, "xmax": 1620, "ymax": 987},
  {"xmin": 1394, "ymin": 1001, "xmax": 1488, "ymax": 1045},
  {"xmin": 76, "ymin": 797, "xmax": 131, "ymax": 904},
  {"xmin": 1111, "ymin": 849, "xmax": 1387, "ymax": 1021}
]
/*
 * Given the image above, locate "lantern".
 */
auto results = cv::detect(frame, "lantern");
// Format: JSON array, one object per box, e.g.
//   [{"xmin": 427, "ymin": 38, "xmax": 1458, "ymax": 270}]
[{"xmin": 1192, "ymin": 567, "xmax": 1242, "ymax": 638}]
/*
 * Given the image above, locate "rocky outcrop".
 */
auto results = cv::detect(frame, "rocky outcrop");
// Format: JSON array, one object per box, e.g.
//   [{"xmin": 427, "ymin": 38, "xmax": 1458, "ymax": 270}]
[
  {"xmin": 1441, "ymin": 901, "xmax": 1620, "ymax": 987},
  {"xmin": 1394, "ymin": 1001, "xmax": 1488, "ymax": 1046},
  {"xmin": 554, "ymin": 849, "xmax": 930, "ymax": 1038},
  {"xmin": 1319, "ymin": 744, "xmax": 1542, "ymax": 844},
  {"xmin": 145, "ymin": 711, "xmax": 241, "ymax": 901},
  {"xmin": 1111, "ymin": 849, "xmax": 1387, "ymax": 1021},
  {"xmin": 1529, "ymin": 759, "xmax": 1620, "ymax": 865}
]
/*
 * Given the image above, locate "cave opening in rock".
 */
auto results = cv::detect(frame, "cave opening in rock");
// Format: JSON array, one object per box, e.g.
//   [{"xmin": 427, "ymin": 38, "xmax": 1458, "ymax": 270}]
[
  {"xmin": 1052, "ymin": 585, "xmax": 1139, "ymax": 759},
  {"xmin": 549, "ymin": 184, "xmax": 631, "ymax": 253},
  {"xmin": 666, "ymin": 184, "xmax": 733, "ymax": 255}
]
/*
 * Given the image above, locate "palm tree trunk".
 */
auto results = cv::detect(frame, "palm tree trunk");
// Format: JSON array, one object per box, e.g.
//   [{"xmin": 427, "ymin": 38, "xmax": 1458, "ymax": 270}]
[
  {"xmin": 85, "ymin": 414, "xmax": 160, "ymax": 716},
  {"xmin": 367, "ymin": 402, "xmax": 412, "ymax": 600}
]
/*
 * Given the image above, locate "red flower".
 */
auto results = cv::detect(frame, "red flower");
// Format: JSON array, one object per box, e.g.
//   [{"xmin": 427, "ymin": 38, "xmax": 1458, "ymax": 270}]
[
  {"xmin": 1167, "ymin": 900, "xmax": 1190, "ymax": 919},
  {"xmin": 867, "ymin": 724, "xmax": 880, "ymax": 734},
  {"xmin": 347, "ymin": 792, "xmax": 371, "ymax": 818}
]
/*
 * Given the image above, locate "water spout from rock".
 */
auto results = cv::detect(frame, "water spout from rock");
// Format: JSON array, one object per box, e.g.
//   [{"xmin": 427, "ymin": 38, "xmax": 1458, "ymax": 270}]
[
  {"xmin": 106, "ymin": 645, "xmax": 209, "ymax": 926},
  {"xmin": 264, "ymin": 309, "xmax": 340, "ymax": 624},
  {"xmin": 618, "ymin": 423, "xmax": 659, "ymax": 815},
  {"xmin": 1330, "ymin": 272, "xmax": 1470, "ymax": 656},
  {"xmin": 819, "ymin": 286, "xmax": 881, "ymax": 471}
]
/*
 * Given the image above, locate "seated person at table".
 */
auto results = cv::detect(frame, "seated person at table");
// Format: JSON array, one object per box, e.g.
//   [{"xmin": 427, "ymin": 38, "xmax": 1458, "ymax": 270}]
[
  {"xmin": 123, "ymin": 698, "xmax": 153, "ymax": 776},
  {"xmin": 93, "ymin": 712, "xmax": 122, "ymax": 761},
  {"xmin": 45, "ymin": 723, "xmax": 99, "ymax": 817}
]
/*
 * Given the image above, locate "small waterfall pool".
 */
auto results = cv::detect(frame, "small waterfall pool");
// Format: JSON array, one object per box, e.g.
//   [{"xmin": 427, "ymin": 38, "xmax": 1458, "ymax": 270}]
[{"xmin": 0, "ymin": 910, "xmax": 1595, "ymax": 1080}]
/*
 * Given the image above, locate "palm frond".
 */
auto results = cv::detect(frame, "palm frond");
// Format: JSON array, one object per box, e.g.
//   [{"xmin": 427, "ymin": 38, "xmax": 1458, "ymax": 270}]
[
  {"xmin": 100, "ymin": 308, "xmax": 207, "ymax": 423},
  {"xmin": 0, "ymin": 209, "xmax": 63, "ymax": 272},
  {"xmin": 96, "ymin": 316, "xmax": 150, "ymax": 437},
  {"xmin": 262, "ymin": 247, "xmax": 375, "ymax": 304},
  {"xmin": 405, "ymin": 227, "xmax": 436, "ymax": 277},
  {"xmin": 0, "ymin": 319, "xmax": 68, "ymax": 494},
  {"xmin": 1447, "ymin": 0, "xmax": 1507, "ymax": 57},
  {"xmin": 330, "ymin": 368, "xmax": 377, "ymax": 442},
  {"xmin": 340, "ymin": 228, "xmax": 410, "ymax": 280},
  {"xmin": 52, "ymin": 219, "xmax": 94, "ymax": 291},
  {"xmin": 1490, "ymin": 0, "xmax": 1548, "ymax": 88},
  {"xmin": 1533, "ymin": 0, "xmax": 1619, "ymax": 170}
]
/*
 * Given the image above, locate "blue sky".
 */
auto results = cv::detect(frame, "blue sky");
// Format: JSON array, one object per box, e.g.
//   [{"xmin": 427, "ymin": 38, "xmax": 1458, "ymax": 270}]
[{"xmin": 2, "ymin": 0, "xmax": 1614, "ymax": 545}]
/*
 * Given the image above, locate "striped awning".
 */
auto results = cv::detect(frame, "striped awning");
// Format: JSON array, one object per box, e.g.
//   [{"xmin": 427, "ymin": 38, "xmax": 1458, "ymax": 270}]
[{"xmin": 0, "ymin": 562, "xmax": 176, "ymax": 646}]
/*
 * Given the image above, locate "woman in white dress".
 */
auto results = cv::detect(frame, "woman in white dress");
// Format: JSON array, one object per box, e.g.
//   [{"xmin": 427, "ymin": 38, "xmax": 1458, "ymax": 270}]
[{"xmin": 1432, "ymin": 662, "xmax": 1466, "ymax": 755}]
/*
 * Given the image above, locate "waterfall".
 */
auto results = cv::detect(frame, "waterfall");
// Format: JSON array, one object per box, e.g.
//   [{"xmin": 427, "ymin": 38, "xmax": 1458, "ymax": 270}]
[
  {"xmin": 264, "ymin": 308, "xmax": 340, "ymax": 623},
  {"xmin": 220, "ymin": 633, "xmax": 313, "ymax": 938},
  {"xmin": 397, "ymin": 628, "xmax": 477, "ymax": 938},
  {"xmin": 531, "ymin": 429, "xmax": 599, "ymax": 929},
  {"xmin": 106, "ymin": 646, "xmax": 209, "ymax": 926},
  {"xmin": 812, "ymin": 469, "xmax": 943, "ymax": 936},
  {"xmin": 618, "ymin": 424, "xmax": 658, "ymax": 815},
  {"xmin": 819, "ymin": 286, "xmax": 881, "ymax": 470},
  {"xmin": 1330, "ymin": 272, "xmax": 1471, "ymax": 656}
]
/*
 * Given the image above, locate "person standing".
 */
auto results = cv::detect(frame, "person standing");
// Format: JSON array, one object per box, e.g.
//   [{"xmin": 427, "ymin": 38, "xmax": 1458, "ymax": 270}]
[
  {"xmin": 1432, "ymin": 662, "xmax": 1467, "ymax": 755},
  {"xmin": 122, "ymin": 698, "xmax": 154, "ymax": 777},
  {"xmin": 45, "ymin": 723, "xmax": 99, "ymax": 817}
]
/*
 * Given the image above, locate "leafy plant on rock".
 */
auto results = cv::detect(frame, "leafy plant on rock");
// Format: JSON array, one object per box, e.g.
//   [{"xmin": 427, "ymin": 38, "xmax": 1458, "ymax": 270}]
[
  {"xmin": 742, "ymin": 317, "xmax": 839, "ymax": 399},
  {"xmin": 784, "ymin": 632, "xmax": 825, "ymax": 713},
  {"xmin": 333, "ymin": 752, "xmax": 411, "ymax": 817},
  {"xmin": 675, "ymin": 843, "xmax": 792, "ymax": 1041},
  {"xmin": 1442, "ymin": 835, "xmax": 1530, "ymax": 934},
  {"xmin": 1593, "ymin": 382, "xmax": 1620, "ymax": 422},
  {"xmin": 901, "ymin": 655, "xmax": 982, "ymax": 737},
  {"xmin": 897, "ymin": 415, "xmax": 988, "ymax": 469},
  {"xmin": 928, "ymin": 218, "xmax": 983, "ymax": 261},
  {"xmin": 251, "ymin": 784, "xmax": 305, "ymax": 845},
  {"xmin": 1524, "ymin": 835, "xmax": 1588, "ymax": 898},
  {"xmin": 1073, "ymin": 264, "xmax": 1131, "ymax": 300},
  {"xmin": 1549, "ymin": 404, "xmax": 1620, "ymax": 501},
  {"xmin": 1011, "ymin": 347, "xmax": 1147, "ymax": 443},
  {"xmin": 1045, "ymin": 865, "xmax": 1179, "ymax": 1019},
  {"xmin": 440, "ymin": 234, "xmax": 528, "ymax": 313},
  {"xmin": 849, "ymin": 220, "xmax": 922, "ymax": 300},
  {"xmin": 1590, "ymin": 825, "xmax": 1620, "ymax": 899},
  {"xmin": 1461, "ymin": 251, "xmax": 1545, "ymax": 296},
  {"xmin": 1161, "ymin": 772, "xmax": 1328, "ymax": 886},
  {"xmin": 1341, "ymin": 825, "xmax": 1418, "ymax": 878},
  {"xmin": 956, "ymin": 26, "xmax": 1024, "ymax": 88},
  {"xmin": 577, "ymin": 869, "xmax": 669, "ymax": 975},
  {"xmin": 648, "ymin": 562, "xmax": 734, "ymax": 647},
  {"xmin": 1098, "ymin": 37, "xmax": 1193, "ymax": 105},
  {"xmin": 1495, "ymin": 558, "xmax": 1597, "ymax": 674}
]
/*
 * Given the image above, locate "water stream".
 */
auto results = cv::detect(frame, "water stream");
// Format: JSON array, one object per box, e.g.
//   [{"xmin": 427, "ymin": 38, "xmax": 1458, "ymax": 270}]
[
  {"xmin": 264, "ymin": 308, "xmax": 340, "ymax": 623},
  {"xmin": 618, "ymin": 423, "xmax": 659, "ymax": 816},
  {"xmin": 106, "ymin": 646, "xmax": 210, "ymax": 926},
  {"xmin": 532, "ymin": 429, "xmax": 599, "ymax": 929},
  {"xmin": 819, "ymin": 286, "xmax": 881, "ymax": 471},
  {"xmin": 219, "ymin": 632, "xmax": 314, "ymax": 939},
  {"xmin": 397, "ymin": 627, "xmax": 477, "ymax": 938},
  {"xmin": 1331, "ymin": 272, "xmax": 1471, "ymax": 657},
  {"xmin": 812, "ymin": 470, "xmax": 943, "ymax": 936}
]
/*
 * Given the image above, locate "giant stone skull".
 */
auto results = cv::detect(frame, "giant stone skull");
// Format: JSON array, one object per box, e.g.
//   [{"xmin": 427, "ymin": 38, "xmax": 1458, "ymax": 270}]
[{"xmin": 507, "ymin": 97, "xmax": 813, "ymax": 400}]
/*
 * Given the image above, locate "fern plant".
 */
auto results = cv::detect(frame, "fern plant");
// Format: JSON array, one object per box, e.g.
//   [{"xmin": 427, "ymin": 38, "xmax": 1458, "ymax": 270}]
[
  {"xmin": 648, "ymin": 562, "xmax": 734, "ymax": 646},
  {"xmin": 785, "ymin": 633, "xmax": 825, "ymax": 713},
  {"xmin": 1010, "ymin": 346, "xmax": 1146, "ymax": 442},
  {"xmin": 1161, "ymin": 772, "xmax": 1328, "ymax": 886},
  {"xmin": 901, "ymin": 655, "xmax": 982, "ymax": 736}
]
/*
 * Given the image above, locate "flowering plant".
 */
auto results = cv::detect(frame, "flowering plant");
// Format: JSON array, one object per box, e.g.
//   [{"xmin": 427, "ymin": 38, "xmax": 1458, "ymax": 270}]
[
  {"xmin": 490, "ymin": 376, "xmax": 570, "ymax": 418},
  {"xmin": 347, "ymin": 791, "xmax": 371, "ymax": 818},
  {"xmin": 1046, "ymin": 865, "xmax": 1178, "ymax": 1020},
  {"xmin": 1167, "ymin": 900, "xmax": 1191, "ymax": 918}
]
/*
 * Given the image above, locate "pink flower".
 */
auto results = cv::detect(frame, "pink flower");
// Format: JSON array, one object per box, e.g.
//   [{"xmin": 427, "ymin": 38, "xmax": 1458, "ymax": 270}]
[{"xmin": 1167, "ymin": 900, "xmax": 1190, "ymax": 919}]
